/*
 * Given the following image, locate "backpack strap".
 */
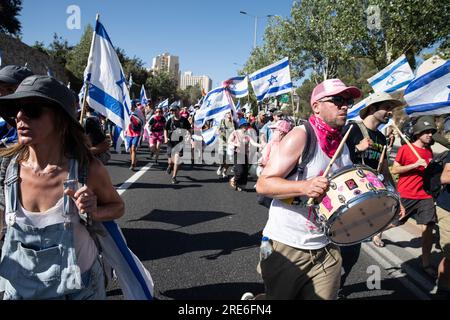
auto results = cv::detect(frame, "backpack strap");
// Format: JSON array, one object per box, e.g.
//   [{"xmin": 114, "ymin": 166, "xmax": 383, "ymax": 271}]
[
  {"xmin": 354, "ymin": 121, "xmax": 369, "ymax": 165},
  {"xmin": 4, "ymin": 155, "xmax": 19, "ymax": 215}
]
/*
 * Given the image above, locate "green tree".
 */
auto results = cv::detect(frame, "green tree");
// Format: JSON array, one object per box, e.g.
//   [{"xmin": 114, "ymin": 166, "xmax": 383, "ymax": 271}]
[
  {"xmin": 146, "ymin": 71, "xmax": 178, "ymax": 103},
  {"xmin": 116, "ymin": 48, "xmax": 149, "ymax": 99},
  {"xmin": 0, "ymin": 0, "xmax": 22, "ymax": 36},
  {"xmin": 66, "ymin": 24, "xmax": 93, "ymax": 80},
  {"xmin": 48, "ymin": 33, "xmax": 72, "ymax": 66}
]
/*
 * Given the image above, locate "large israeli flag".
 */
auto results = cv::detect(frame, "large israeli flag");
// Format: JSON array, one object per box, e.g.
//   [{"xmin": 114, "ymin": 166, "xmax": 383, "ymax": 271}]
[
  {"xmin": 157, "ymin": 98, "xmax": 169, "ymax": 109},
  {"xmin": 194, "ymin": 87, "xmax": 234, "ymax": 127},
  {"xmin": 140, "ymin": 84, "xmax": 149, "ymax": 105},
  {"xmin": 223, "ymin": 76, "xmax": 249, "ymax": 98},
  {"xmin": 83, "ymin": 18, "xmax": 131, "ymax": 152},
  {"xmin": 368, "ymin": 54, "xmax": 414, "ymax": 93},
  {"xmin": 249, "ymin": 57, "xmax": 293, "ymax": 102},
  {"xmin": 404, "ymin": 60, "xmax": 450, "ymax": 117}
]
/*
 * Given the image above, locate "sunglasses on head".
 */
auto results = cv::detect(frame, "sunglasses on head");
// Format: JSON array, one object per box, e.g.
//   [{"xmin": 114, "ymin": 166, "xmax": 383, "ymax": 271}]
[{"xmin": 320, "ymin": 96, "xmax": 354, "ymax": 108}]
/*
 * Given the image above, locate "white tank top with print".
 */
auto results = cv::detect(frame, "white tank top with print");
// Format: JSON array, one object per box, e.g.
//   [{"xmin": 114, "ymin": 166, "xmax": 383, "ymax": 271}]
[{"xmin": 262, "ymin": 126, "xmax": 353, "ymax": 250}]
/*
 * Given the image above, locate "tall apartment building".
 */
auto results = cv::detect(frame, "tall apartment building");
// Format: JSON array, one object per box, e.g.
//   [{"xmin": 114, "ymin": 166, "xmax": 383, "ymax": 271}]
[
  {"xmin": 179, "ymin": 71, "xmax": 212, "ymax": 93},
  {"xmin": 151, "ymin": 53, "xmax": 180, "ymax": 82}
]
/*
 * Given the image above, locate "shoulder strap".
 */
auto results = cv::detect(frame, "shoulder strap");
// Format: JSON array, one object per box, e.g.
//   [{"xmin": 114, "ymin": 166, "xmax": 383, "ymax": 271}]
[
  {"xmin": 285, "ymin": 122, "xmax": 317, "ymax": 179},
  {"xmin": 355, "ymin": 121, "xmax": 370, "ymax": 140},
  {"xmin": 4, "ymin": 155, "xmax": 19, "ymax": 214}
]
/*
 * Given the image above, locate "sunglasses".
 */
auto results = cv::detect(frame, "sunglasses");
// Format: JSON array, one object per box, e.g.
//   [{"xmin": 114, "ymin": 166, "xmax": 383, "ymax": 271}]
[
  {"xmin": 320, "ymin": 96, "xmax": 354, "ymax": 108},
  {"xmin": 10, "ymin": 104, "xmax": 48, "ymax": 119}
]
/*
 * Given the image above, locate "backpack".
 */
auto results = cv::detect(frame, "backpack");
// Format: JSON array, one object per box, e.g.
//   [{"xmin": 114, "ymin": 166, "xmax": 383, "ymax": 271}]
[{"xmin": 423, "ymin": 150, "xmax": 449, "ymax": 198}]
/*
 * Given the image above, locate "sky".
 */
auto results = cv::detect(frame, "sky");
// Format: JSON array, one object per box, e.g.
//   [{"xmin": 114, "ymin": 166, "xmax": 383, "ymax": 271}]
[{"xmin": 20, "ymin": 0, "xmax": 294, "ymax": 88}]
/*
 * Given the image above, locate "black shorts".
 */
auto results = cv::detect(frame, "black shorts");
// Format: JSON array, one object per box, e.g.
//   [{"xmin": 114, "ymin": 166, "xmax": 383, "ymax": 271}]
[
  {"xmin": 166, "ymin": 141, "xmax": 184, "ymax": 157},
  {"xmin": 392, "ymin": 198, "xmax": 437, "ymax": 226}
]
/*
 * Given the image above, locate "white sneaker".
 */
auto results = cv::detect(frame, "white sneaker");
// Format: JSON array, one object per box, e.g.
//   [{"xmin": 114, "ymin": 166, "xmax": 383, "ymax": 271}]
[
  {"xmin": 216, "ymin": 167, "xmax": 223, "ymax": 176},
  {"xmin": 241, "ymin": 292, "xmax": 255, "ymax": 300}
]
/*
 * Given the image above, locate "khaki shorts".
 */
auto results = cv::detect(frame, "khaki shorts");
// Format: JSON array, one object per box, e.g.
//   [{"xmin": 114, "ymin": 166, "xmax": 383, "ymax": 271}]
[
  {"xmin": 259, "ymin": 240, "xmax": 342, "ymax": 300},
  {"xmin": 437, "ymin": 206, "xmax": 450, "ymax": 259}
]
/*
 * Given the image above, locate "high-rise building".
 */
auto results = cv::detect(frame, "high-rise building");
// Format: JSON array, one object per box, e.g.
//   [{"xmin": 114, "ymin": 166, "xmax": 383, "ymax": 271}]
[
  {"xmin": 179, "ymin": 71, "xmax": 212, "ymax": 93},
  {"xmin": 151, "ymin": 53, "xmax": 179, "ymax": 82}
]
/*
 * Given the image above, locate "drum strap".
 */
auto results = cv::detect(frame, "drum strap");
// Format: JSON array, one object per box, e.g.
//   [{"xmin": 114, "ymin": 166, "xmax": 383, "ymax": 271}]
[{"xmin": 355, "ymin": 121, "xmax": 370, "ymax": 165}]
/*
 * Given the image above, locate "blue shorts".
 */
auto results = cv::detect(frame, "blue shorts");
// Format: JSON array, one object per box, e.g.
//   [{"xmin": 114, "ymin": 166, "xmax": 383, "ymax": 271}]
[{"xmin": 126, "ymin": 136, "xmax": 140, "ymax": 148}]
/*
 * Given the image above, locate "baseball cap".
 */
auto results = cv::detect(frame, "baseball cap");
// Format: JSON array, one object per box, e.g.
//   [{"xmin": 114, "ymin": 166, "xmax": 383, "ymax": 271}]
[
  {"xmin": 0, "ymin": 75, "xmax": 80, "ymax": 128},
  {"xmin": 269, "ymin": 120, "xmax": 292, "ymax": 133},
  {"xmin": 238, "ymin": 118, "xmax": 249, "ymax": 128},
  {"xmin": 310, "ymin": 79, "xmax": 361, "ymax": 106},
  {"xmin": 272, "ymin": 110, "xmax": 283, "ymax": 117},
  {"xmin": 0, "ymin": 65, "xmax": 34, "ymax": 85},
  {"xmin": 413, "ymin": 115, "xmax": 437, "ymax": 135},
  {"xmin": 359, "ymin": 92, "xmax": 403, "ymax": 119},
  {"xmin": 258, "ymin": 110, "xmax": 266, "ymax": 116},
  {"xmin": 169, "ymin": 104, "xmax": 180, "ymax": 111}
]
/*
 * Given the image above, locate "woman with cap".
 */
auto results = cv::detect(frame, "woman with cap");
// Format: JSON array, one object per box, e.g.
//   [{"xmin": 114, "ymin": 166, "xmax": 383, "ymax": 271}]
[
  {"xmin": 258, "ymin": 120, "xmax": 292, "ymax": 174},
  {"xmin": 227, "ymin": 118, "xmax": 262, "ymax": 191},
  {"xmin": 0, "ymin": 75, "xmax": 124, "ymax": 300}
]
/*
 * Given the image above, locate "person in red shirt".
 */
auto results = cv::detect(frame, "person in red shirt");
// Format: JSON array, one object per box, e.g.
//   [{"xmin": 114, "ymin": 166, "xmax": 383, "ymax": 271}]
[{"xmin": 377, "ymin": 116, "xmax": 437, "ymax": 278}]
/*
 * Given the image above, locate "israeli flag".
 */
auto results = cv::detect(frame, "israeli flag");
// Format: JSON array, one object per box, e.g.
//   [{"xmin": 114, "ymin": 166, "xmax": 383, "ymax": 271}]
[
  {"xmin": 404, "ymin": 60, "xmax": 450, "ymax": 117},
  {"xmin": 249, "ymin": 57, "xmax": 293, "ymax": 102},
  {"xmin": 194, "ymin": 87, "xmax": 234, "ymax": 127},
  {"xmin": 223, "ymin": 76, "xmax": 249, "ymax": 98},
  {"xmin": 83, "ymin": 18, "xmax": 131, "ymax": 153},
  {"xmin": 157, "ymin": 98, "xmax": 169, "ymax": 109},
  {"xmin": 140, "ymin": 84, "xmax": 148, "ymax": 105},
  {"xmin": 368, "ymin": 54, "xmax": 414, "ymax": 93}
]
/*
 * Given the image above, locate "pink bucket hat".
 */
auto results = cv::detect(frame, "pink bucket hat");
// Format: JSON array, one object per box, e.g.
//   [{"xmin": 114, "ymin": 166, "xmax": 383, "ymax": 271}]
[
  {"xmin": 310, "ymin": 79, "xmax": 361, "ymax": 106},
  {"xmin": 269, "ymin": 120, "xmax": 292, "ymax": 133}
]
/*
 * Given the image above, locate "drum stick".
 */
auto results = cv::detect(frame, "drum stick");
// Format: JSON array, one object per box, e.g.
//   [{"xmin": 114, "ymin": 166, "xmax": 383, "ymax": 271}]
[
  {"xmin": 390, "ymin": 122, "xmax": 422, "ymax": 161},
  {"xmin": 377, "ymin": 145, "xmax": 387, "ymax": 173},
  {"xmin": 306, "ymin": 124, "xmax": 354, "ymax": 206}
]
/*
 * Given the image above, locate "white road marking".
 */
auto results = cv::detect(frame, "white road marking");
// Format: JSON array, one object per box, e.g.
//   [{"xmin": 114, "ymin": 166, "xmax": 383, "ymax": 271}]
[{"xmin": 116, "ymin": 162, "xmax": 153, "ymax": 196}]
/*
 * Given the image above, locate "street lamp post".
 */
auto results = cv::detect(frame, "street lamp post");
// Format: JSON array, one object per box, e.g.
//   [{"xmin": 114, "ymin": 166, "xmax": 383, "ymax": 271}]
[{"xmin": 240, "ymin": 11, "xmax": 273, "ymax": 49}]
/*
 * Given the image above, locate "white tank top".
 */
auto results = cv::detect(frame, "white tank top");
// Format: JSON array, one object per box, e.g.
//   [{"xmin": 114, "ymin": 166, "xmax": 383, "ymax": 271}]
[
  {"xmin": 263, "ymin": 126, "xmax": 353, "ymax": 250},
  {"xmin": 15, "ymin": 198, "xmax": 98, "ymax": 273}
]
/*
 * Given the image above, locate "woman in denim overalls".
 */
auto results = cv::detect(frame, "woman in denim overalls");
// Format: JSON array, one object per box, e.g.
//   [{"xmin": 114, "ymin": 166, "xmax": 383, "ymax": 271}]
[{"xmin": 0, "ymin": 75, "xmax": 124, "ymax": 299}]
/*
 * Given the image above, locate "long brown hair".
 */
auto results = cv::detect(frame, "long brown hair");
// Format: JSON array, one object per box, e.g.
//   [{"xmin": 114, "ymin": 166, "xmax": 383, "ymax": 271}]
[{"xmin": 0, "ymin": 106, "xmax": 93, "ymax": 166}]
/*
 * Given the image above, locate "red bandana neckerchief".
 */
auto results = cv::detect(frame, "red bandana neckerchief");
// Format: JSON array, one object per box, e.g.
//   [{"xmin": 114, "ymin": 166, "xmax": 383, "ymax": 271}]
[{"xmin": 309, "ymin": 115, "xmax": 342, "ymax": 158}]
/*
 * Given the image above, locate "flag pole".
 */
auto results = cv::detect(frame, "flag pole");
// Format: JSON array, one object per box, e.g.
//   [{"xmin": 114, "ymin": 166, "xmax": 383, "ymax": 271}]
[
  {"xmin": 79, "ymin": 13, "xmax": 99, "ymax": 124},
  {"xmin": 390, "ymin": 122, "xmax": 423, "ymax": 161},
  {"xmin": 290, "ymin": 88, "xmax": 296, "ymax": 123}
]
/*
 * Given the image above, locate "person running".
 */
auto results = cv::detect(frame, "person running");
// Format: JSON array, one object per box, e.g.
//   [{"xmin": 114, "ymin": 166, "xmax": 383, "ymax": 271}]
[
  {"xmin": 164, "ymin": 105, "xmax": 191, "ymax": 184},
  {"xmin": 255, "ymin": 78, "xmax": 361, "ymax": 300},
  {"xmin": 125, "ymin": 104, "xmax": 143, "ymax": 170},
  {"xmin": 0, "ymin": 75, "xmax": 124, "ymax": 299},
  {"xmin": 147, "ymin": 107, "xmax": 166, "ymax": 163}
]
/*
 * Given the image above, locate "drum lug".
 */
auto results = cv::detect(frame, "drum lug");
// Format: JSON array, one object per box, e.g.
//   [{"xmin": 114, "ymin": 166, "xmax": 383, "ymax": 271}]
[
  {"xmin": 338, "ymin": 195, "xmax": 346, "ymax": 203},
  {"xmin": 366, "ymin": 182, "xmax": 375, "ymax": 191},
  {"xmin": 377, "ymin": 174, "xmax": 385, "ymax": 182},
  {"xmin": 356, "ymin": 169, "xmax": 366, "ymax": 178},
  {"xmin": 330, "ymin": 182, "xmax": 337, "ymax": 190}
]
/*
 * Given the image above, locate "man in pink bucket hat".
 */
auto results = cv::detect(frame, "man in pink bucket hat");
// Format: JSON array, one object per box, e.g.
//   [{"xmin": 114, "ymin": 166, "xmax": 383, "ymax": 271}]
[{"xmin": 253, "ymin": 79, "xmax": 361, "ymax": 300}]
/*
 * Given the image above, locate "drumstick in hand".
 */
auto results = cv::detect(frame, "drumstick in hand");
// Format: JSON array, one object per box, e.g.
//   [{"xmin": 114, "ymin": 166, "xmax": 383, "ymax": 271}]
[
  {"xmin": 377, "ymin": 145, "xmax": 387, "ymax": 173},
  {"xmin": 306, "ymin": 124, "xmax": 354, "ymax": 206}
]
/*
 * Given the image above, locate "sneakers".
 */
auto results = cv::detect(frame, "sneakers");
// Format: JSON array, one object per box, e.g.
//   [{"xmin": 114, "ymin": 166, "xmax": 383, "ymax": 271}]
[
  {"xmin": 222, "ymin": 172, "xmax": 227, "ymax": 179},
  {"xmin": 216, "ymin": 167, "xmax": 223, "ymax": 176},
  {"xmin": 241, "ymin": 292, "xmax": 255, "ymax": 300},
  {"xmin": 171, "ymin": 177, "xmax": 179, "ymax": 184}
]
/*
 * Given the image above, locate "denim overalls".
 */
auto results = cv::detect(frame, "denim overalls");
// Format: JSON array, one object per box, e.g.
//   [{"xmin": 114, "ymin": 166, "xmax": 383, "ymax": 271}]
[{"xmin": 0, "ymin": 156, "xmax": 105, "ymax": 300}]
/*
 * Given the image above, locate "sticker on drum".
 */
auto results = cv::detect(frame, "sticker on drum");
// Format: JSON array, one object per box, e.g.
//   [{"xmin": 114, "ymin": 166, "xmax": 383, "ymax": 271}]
[{"xmin": 365, "ymin": 172, "xmax": 384, "ymax": 188}]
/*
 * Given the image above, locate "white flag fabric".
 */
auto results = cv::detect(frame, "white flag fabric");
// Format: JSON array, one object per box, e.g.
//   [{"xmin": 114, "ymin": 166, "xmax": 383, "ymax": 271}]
[
  {"xmin": 404, "ymin": 60, "xmax": 450, "ymax": 117},
  {"xmin": 223, "ymin": 76, "xmax": 249, "ymax": 98},
  {"xmin": 368, "ymin": 54, "xmax": 414, "ymax": 93},
  {"xmin": 157, "ymin": 98, "xmax": 169, "ymax": 109},
  {"xmin": 346, "ymin": 97, "xmax": 393, "ymax": 131},
  {"xmin": 83, "ymin": 19, "xmax": 131, "ymax": 152},
  {"xmin": 249, "ymin": 57, "xmax": 293, "ymax": 102},
  {"xmin": 194, "ymin": 87, "xmax": 234, "ymax": 128},
  {"xmin": 140, "ymin": 84, "xmax": 148, "ymax": 105}
]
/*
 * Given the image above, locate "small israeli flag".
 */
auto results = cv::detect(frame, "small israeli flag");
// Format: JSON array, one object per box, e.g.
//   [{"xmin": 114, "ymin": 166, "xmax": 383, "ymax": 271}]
[
  {"xmin": 249, "ymin": 57, "xmax": 293, "ymax": 102},
  {"xmin": 404, "ymin": 60, "xmax": 450, "ymax": 117},
  {"xmin": 140, "ymin": 84, "xmax": 148, "ymax": 105},
  {"xmin": 223, "ymin": 76, "xmax": 249, "ymax": 98},
  {"xmin": 368, "ymin": 54, "xmax": 414, "ymax": 93},
  {"xmin": 158, "ymin": 98, "xmax": 169, "ymax": 109}
]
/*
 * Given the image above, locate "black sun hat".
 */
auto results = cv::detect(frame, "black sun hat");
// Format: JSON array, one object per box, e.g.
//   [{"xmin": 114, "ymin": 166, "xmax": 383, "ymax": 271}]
[
  {"xmin": 0, "ymin": 65, "xmax": 34, "ymax": 85},
  {"xmin": 0, "ymin": 75, "xmax": 81, "ymax": 128}
]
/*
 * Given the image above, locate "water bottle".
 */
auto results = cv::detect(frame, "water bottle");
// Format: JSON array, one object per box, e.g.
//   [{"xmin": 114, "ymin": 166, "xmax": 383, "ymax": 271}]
[{"xmin": 260, "ymin": 236, "xmax": 273, "ymax": 261}]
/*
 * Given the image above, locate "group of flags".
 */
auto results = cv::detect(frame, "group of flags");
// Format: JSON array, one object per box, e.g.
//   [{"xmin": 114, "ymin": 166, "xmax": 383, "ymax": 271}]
[{"xmin": 347, "ymin": 54, "xmax": 449, "ymax": 126}]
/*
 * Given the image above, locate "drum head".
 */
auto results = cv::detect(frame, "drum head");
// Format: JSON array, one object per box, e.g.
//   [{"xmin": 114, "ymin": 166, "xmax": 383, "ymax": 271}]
[{"xmin": 326, "ymin": 192, "xmax": 399, "ymax": 245}]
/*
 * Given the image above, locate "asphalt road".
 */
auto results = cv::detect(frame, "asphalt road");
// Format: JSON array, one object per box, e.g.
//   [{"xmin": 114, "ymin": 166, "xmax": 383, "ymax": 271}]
[{"xmin": 104, "ymin": 144, "xmax": 440, "ymax": 300}]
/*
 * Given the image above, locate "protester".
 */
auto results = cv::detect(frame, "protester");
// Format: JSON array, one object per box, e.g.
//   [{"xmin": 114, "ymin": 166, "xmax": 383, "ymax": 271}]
[
  {"xmin": 83, "ymin": 106, "xmax": 111, "ymax": 165},
  {"xmin": 0, "ymin": 75, "xmax": 124, "ymax": 299},
  {"xmin": 147, "ymin": 107, "xmax": 166, "ymax": 163},
  {"xmin": 125, "ymin": 103, "xmax": 143, "ymax": 171},
  {"xmin": 216, "ymin": 111, "xmax": 236, "ymax": 179},
  {"xmin": 254, "ymin": 79, "xmax": 361, "ymax": 299}
]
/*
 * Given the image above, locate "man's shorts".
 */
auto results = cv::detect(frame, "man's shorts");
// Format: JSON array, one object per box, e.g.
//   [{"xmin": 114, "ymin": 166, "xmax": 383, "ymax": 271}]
[
  {"xmin": 437, "ymin": 206, "xmax": 450, "ymax": 259},
  {"xmin": 149, "ymin": 131, "xmax": 164, "ymax": 145},
  {"xmin": 392, "ymin": 198, "xmax": 437, "ymax": 226},
  {"xmin": 166, "ymin": 141, "xmax": 184, "ymax": 157},
  {"xmin": 126, "ymin": 136, "xmax": 140, "ymax": 148}
]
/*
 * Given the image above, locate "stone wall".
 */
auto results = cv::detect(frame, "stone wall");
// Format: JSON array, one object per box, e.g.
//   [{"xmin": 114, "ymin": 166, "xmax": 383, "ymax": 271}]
[{"xmin": 0, "ymin": 33, "xmax": 69, "ymax": 84}]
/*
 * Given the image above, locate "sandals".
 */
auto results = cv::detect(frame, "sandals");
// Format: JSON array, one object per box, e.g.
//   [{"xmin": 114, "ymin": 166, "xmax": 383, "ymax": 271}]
[{"xmin": 372, "ymin": 235, "xmax": 385, "ymax": 248}]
